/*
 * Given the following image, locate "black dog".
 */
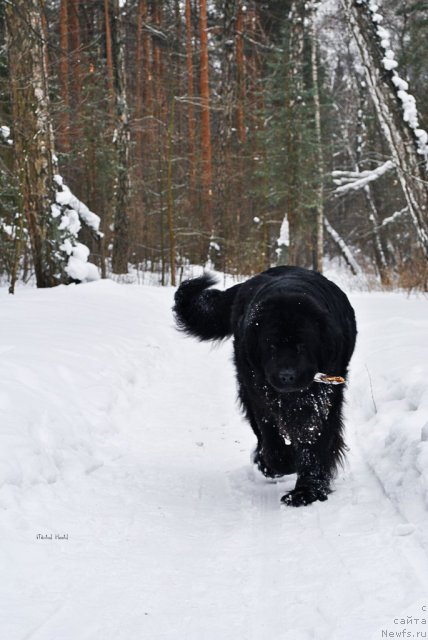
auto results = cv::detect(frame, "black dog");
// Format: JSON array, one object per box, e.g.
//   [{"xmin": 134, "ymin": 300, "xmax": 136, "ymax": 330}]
[{"xmin": 173, "ymin": 266, "xmax": 357, "ymax": 506}]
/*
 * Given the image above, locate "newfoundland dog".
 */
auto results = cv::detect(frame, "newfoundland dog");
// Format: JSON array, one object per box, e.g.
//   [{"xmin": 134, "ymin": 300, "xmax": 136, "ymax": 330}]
[{"xmin": 173, "ymin": 266, "xmax": 357, "ymax": 506}]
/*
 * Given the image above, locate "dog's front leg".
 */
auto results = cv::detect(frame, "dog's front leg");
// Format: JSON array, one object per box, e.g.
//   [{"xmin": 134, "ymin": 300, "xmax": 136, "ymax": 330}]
[
  {"xmin": 280, "ymin": 388, "xmax": 346, "ymax": 506},
  {"xmin": 281, "ymin": 436, "xmax": 332, "ymax": 507}
]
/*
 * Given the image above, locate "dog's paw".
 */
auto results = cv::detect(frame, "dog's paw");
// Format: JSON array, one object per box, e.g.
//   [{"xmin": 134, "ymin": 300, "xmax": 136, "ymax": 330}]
[
  {"xmin": 252, "ymin": 446, "xmax": 296, "ymax": 479},
  {"xmin": 280, "ymin": 486, "xmax": 329, "ymax": 507},
  {"xmin": 253, "ymin": 448, "xmax": 285, "ymax": 478},
  {"xmin": 254, "ymin": 454, "xmax": 281, "ymax": 478}
]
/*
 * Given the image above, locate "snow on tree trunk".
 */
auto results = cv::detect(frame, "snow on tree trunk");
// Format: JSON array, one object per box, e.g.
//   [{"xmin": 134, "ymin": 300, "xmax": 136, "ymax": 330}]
[
  {"xmin": 5, "ymin": 0, "xmax": 60, "ymax": 288},
  {"xmin": 340, "ymin": 0, "xmax": 428, "ymax": 258},
  {"xmin": 5, "ymin": 0, "xmax": 101, "ymax": 289}
]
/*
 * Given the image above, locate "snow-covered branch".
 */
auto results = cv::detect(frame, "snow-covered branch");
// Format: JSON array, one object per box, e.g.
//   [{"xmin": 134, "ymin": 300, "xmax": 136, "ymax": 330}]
[
  {"xmin": 53, "ymin": 175, "xmax": 102, "ymax": 235},
  {"xmin": 52, "ymin": 175, "xmax": 102, "ymax": 282},
  {"xmin": 324, "ymin": 216, "xmax": 362, "ymax": 275},
  {"xmin": 379, "ymin": 206, "xmax": 408, "ymax": 229},
  {"xmin": 332, "ymin": 160, "xmax": 395, "ymax": 196}
]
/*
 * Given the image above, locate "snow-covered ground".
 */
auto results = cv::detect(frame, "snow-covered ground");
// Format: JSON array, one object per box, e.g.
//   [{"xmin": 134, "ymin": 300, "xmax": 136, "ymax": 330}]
[{"xmin": 1, "ymin": 278, "xmax": 428, "ymax": 639}]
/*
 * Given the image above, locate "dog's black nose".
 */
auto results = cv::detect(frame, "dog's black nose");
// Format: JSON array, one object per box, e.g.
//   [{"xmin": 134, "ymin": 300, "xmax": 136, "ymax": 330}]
[{"xmin": 278, "ymin": 368, "xmax": 296, "ymax": 385}]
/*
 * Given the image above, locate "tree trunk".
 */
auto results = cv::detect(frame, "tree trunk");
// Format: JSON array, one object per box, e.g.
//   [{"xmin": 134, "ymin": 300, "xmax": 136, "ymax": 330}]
[
  {"xmin": 355, "ymin": 88, "xmax": 390, "ymax": 284},
  {"xmin": 324, "ymin": 217, "xmax": 361, "ymax": 276},
  {"xmin": 8, "ymin": 212, "xmax": 25, "ymax": 295},
  {"xmin": 142, "ymin": 2, "xmax": 153, "ymax": 122},
  {"xmin": 284, "ymin": 0, "xmax": 307, "ymax": 268},
  {"xmin": 104, "ymin": 0, "xmax": 115, "ymax": 109},
  {"xmin": 59, "ymin": 0, "xmax": 70, "ymax": 153},
  {"xmin": 215, "ymin": 0, "xmax": 238, "ymax": 268},
  {"xmin": 340, "ymin": 0, "xmax": 428, "ymax": 258},
  {"xmin": 111, "ymin": 0, "xmax": 131, "ymax": 274},
  {"xmin": 199, "ymin": 0, "xmax": 213, "ymax": 250},
  {"xmin": 364, "ymin": 185, "xmax": 390, "ymax": 284},
  {"xmin": 167, "ymin": 101, "xmax": 176, "ymax": 287},
  {"xmin": 70, "ymin": 0, "xmax": 82, "ymax": 109},
  {"xmin": 235, "ymin": 5, "xmax": 246, "ymax": 145},
  {"xmin": 185, "ymin": 0, "xmax": 197, "ymax": 196},
  {"xmin": 5, "ymin": 0, "xmax": 70, "ymax": 288},
  {"xmin": 309, "ymin": 3, "xmax": 324, "ymax": 272}
]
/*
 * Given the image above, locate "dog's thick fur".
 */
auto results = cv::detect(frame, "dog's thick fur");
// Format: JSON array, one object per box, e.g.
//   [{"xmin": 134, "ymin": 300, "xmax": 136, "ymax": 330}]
[{"xmin": 173, "ymin": 266, "xmax": 357, "ymax": 506}]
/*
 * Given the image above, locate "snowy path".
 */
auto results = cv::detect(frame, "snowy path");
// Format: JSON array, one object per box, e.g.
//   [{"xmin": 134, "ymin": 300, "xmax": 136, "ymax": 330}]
[{"xmin": 1, "ymin": 282, "xmax": 428, "ymax": 639}]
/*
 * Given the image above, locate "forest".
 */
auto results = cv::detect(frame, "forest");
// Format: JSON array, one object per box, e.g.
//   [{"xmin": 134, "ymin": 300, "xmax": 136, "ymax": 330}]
[{"xmin": 0, "ymin": 0, "xmax": 427, "ymax": 291}]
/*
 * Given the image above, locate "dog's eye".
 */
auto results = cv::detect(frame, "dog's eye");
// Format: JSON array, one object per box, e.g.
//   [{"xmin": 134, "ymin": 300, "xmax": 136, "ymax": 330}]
[{"xmin": 297, "ymin": 343, "xmax": 306, "ymax": 354}]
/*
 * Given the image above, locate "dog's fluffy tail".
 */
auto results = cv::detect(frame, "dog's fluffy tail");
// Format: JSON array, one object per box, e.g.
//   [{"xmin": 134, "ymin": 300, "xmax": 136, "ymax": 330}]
[{"xmin": 173, "ymin": 273, "xmax": 239, "ymax": 341}]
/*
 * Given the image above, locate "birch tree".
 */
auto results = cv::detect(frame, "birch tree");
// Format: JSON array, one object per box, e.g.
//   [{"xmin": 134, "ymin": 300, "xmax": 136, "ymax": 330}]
[
  {"xmin": 5, "ymin": 0, "xmax": 101, "ymax": 290},
  {"xmin": 340, "ymin": 0, "xmax": 428, "ymax": 259}
]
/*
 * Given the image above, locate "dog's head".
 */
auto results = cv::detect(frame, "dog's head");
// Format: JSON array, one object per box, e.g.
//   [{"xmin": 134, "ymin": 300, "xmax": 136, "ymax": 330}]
[{"xmin": 244, "ymin": 295, "xmax": 339, "ymax": 393}]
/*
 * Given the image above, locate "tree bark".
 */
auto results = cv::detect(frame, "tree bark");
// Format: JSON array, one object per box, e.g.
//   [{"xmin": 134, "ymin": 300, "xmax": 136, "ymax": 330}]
[
  {"xmin": 235, "ymin": 5, "xmax": 246, "ymax": 145},
  {"xmin": 199, "ymin": 0, "xmax": 213, "ymax": 246},
  {"xmin": 111, "ymin": 0, "xmax": 132, "ymax": 274},
  {"xmin": 70, "ymin": 0, "xmax": 82, "ymax": 108},
  {"xmin": 5, "ymin": 0, "xmax": 70, "ymax": 287},
  {"xmin": 104, "ymin": 0, "xmax": 115, "ymax": 108},
  {"xmin": 215, "ymin": 0, "xmax": 238, "ymax": 268},
  {"xmin": 283, "ymin": 0, "xmax": 306, "ymax": 267},
  {"xmin": 309, "ymin": 3, "xmax": 324, "ymax": 272},
  {"xmin": 59, "ymin": 0, "xmax": 70, "ymax": 152},
  {"xmin": 185, "ymin": 0, "xmax": 197, "ymax": 196},
  {"xmin": 167, "ymin": 101, "xmax": 176, "ymax": 287}
]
